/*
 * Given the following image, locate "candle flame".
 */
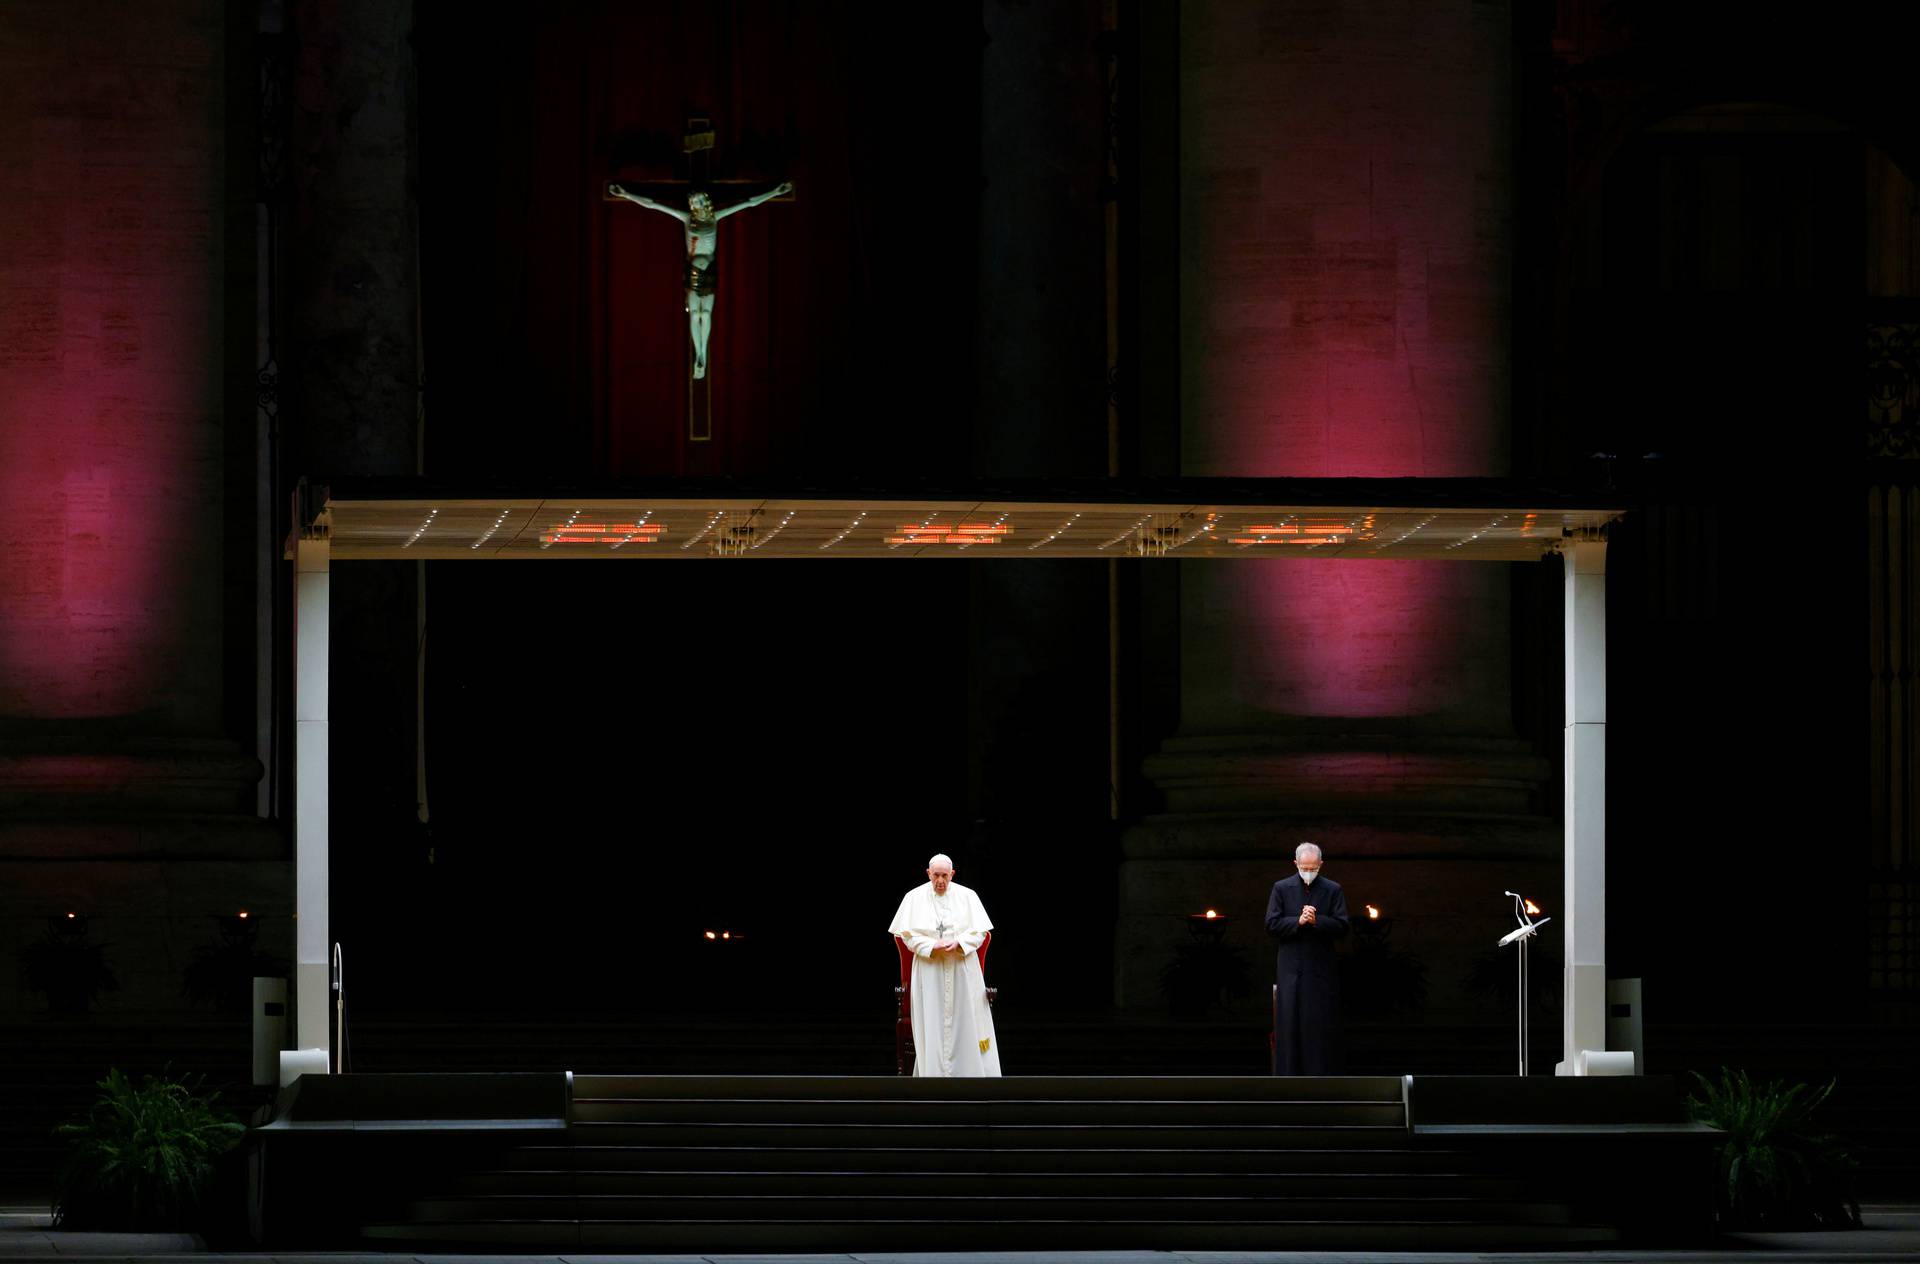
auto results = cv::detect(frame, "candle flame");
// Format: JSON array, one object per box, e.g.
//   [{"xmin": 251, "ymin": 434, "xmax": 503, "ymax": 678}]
[
  {"xmin": 704, "ymin": 930, "xmax": 717, "ymax": 940},
  {"xmin": 1524, "ymin": 899, "xmax": 1542, "ymax": 916},
  {"xmin": 1204, "ymin": 909, "xmax": 1219, "ymax": 919},
  {"xmin": 237, "ymin": 911, "xmax": 249, "ymax": 919},
  {"xmin": 1366, "ymin": 904, "xmax": 1381, "ymax": 920}
]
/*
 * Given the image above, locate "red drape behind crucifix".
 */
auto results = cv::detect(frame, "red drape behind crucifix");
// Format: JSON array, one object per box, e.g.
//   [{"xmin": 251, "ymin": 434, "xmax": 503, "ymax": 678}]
[{"xmin": 423, "ymin": 1, "xmax": 979, "ymax": 482}]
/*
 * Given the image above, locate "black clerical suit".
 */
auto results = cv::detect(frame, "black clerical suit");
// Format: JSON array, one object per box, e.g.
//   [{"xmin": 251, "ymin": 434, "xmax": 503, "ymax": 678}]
[{"xmin": 1266, "ymin": 873, "xmax": 1349, "ymax": 1075}]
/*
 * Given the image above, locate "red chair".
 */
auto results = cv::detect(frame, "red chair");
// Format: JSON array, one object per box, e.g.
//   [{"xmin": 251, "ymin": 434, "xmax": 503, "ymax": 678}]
[{"xmin": 893, "ymin": 931, "xmax": 993, "ymax": 1076}]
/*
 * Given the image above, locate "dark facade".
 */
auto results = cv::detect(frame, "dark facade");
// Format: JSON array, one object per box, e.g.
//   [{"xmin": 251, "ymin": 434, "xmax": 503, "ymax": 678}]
[{"xmin": 0, "ymin": 0, "xmax": 1914, "ymax": 1190}]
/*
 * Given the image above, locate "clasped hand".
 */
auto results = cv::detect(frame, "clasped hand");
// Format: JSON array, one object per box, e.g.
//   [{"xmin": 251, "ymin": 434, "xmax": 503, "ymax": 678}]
[
  {"xmin": 1299, "ymin": 906, "xmax": 1317, "ymax": 926},
  {"xmin": 931, "ymin": 940, "xmax": 961, "ymax": 955}
]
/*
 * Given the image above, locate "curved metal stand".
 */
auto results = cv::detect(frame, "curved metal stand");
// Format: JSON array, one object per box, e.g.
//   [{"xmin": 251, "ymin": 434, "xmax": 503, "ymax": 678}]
[{"xmin": 1497, "ymin": 894, "xmax": 1550, "ymax": 1076}]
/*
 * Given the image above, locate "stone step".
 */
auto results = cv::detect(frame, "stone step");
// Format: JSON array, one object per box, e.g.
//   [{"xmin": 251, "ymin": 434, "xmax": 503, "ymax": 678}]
[
  {"xmin": 537, "ymin": 1142, "xmax": 1476, "ymax": 1174},
  {"xmin": 392, "ymin": 1192, "xmax": 1579, "ymax": 1225},
  {"xmin": 568, "ymin": 1097, "xmax": 1406, "ymax": 1127},
  {"xmin": 566, "ymin": 1120, "xmax": 1414, "ymax": 1150},
  {"xmin": 357, "ymin": 1216, "xmax": 1620, "ymax": 1251},
  {"xmin": 430, "ymin": 1168, "xmax": 1525, "ymax": 1199},
  {"xmin": 570, "ymin": 1072, "xmax": 1405, "ymax": 1101}
]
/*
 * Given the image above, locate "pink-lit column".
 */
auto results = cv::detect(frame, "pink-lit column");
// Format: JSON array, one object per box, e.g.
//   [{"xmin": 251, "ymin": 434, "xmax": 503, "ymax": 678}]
[
  {"xmin": 0, "ymin": 3, "xmax": 228, "ymax": 729},
  {"xmin": 1116, "ymin": 0, "xmax": 1548, "ymax": 1012},
  {"xmin": 1172, "ymin": 0, "xmax": 1516, "ymax": 741},
  {"xmin": 0, "ymin": 0, "xmax": 286, "ymax": 1015}
]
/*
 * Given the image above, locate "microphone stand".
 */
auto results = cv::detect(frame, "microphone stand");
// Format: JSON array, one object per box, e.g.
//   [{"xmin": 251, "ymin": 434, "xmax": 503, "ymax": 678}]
[
  {"xmin": 330, "ymin": 943, "xmax": 348, "ymax": 1074},
  {"xmin": 1497, "ymin": 893, "xmax": 1551, "ymax": 1077}
]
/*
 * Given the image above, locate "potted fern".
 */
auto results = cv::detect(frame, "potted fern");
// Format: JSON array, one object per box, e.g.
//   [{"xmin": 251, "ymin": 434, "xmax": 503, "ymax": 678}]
[
  {"xmin": 1687, "ymin": 1068, "xmax": 1860, "ymax": 1230},
  {"xmin": 52, "ymin": 1069, "xmax": 245, "ymax": 1232}
]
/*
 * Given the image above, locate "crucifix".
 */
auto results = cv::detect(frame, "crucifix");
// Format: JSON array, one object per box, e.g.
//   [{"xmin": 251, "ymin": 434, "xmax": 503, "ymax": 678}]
[{"xmin": 605, "ymin": 118, "xmax": 794, "ymax": 441}]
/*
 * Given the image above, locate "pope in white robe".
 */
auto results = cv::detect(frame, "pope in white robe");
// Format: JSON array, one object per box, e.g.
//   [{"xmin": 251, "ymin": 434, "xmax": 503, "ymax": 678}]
[{"xmin": 888, "ymin": 854, "xmax": 1002, "ymax": 1077}]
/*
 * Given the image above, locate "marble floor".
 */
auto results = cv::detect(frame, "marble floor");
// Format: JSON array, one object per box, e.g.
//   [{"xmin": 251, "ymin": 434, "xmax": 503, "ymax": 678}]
[{"xmin": 3, "ymin": 1206, "xmax": 1918, "ymax": 1264}]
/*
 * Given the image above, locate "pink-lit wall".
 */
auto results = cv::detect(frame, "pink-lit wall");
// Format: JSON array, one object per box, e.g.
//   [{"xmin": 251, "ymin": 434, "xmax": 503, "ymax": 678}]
[
  {"xmin": 1177, "ymin": 0, "xmax": 1513, "ymax": 734},
  {"xmin": 0, "ymin": 2, "xmax": 288, "ymax": 1022},
  {"xmin": 0, "ymin": 0, "xmax": 228, "ymax": 729}
]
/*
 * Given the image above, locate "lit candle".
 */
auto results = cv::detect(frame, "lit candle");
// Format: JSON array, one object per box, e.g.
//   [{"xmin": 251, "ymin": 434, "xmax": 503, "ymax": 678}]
[{"xmin": 1185, "ymin": 908, "xmax": 1230, "ymax": 938}]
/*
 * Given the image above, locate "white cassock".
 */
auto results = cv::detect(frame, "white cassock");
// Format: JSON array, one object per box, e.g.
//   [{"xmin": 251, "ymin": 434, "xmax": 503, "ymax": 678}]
[{"xmin": 888, "ymin": 880, "xmax": 1002, "ymax": 1077}]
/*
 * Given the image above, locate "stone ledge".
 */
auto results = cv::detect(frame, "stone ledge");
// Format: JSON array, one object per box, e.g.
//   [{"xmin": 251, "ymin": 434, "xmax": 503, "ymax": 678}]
[
  {"xmin": 1143, "ymin": 734, "xmax": 1552, "ymax": 816},
  {"xmin": 0, "ymin": 740, "xmax": 263, "ymax": 817},
  {"xmin": 0, "ymin": 818, "xmax": 282, "ymax": 861}
]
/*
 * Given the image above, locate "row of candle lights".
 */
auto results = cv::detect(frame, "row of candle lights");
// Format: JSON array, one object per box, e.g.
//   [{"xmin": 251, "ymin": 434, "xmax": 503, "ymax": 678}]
[
  {"xmin": 1187, "ymin": 898, "xmax": 1540, "ymax": 929},
  {"xmin": 60, "ymin": 911, "xmax": 250, "ymax": 919},
  {"xmin": 1187, "ymin": 903, "xmax": 1382, "ymax": 925}
]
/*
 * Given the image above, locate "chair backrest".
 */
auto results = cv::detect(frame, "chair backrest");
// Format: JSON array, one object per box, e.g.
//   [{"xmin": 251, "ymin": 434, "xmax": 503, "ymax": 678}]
[
  {"xmin": 893, "ymin": 934, "xmax": 913, "ymax": 988},
  {"xmin": 894, "ymin": 931, "xmax": 992, "ymax": 992}
]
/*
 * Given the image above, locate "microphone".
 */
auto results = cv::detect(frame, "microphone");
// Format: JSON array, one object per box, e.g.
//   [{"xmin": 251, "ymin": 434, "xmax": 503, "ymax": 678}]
[{"xmin": 1499, "ymin": 917, "xmax": 1551, "ymax": 947}]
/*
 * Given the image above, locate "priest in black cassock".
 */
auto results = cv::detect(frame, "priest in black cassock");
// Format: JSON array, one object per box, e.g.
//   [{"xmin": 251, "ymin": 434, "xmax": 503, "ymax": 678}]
[{"xmin": 1266, "ymin": 841, "xmax": 1350, "ymax": 1074}]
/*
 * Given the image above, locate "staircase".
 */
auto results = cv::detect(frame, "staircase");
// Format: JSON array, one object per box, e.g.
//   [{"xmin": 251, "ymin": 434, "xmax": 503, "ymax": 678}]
[
  {"xmin": 335, "ymin": 1075, "xmax": 1619, "ymax": 1251},
  {"xmin": 334, "ymin": 1013, "xmax": 1919, "ymax": 1198}
]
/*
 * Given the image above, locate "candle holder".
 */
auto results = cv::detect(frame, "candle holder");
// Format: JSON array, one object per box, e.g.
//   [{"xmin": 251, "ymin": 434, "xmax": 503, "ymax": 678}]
[
  {"xmin": 1340, "ymin": 904, "xmax": 1429, "ymax": 1017},
  {"xmin": 1164, "ymin": 910, "xmax": 1249, "ymax": 1018}
]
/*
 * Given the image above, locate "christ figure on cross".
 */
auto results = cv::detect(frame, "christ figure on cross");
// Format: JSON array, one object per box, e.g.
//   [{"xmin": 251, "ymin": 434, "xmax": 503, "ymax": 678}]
[{"xmin": 608, "ymin": 180, "xmax": 794, "ymax": 379}]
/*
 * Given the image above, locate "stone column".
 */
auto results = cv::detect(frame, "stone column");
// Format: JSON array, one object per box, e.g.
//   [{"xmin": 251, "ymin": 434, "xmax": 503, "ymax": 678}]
[
  {"xmin": 1116, "ymin": 0, "xmax": 1554, "ymax": 1018},
  {"xmin": 0, "ymin": 0, "xmax": 286, "ymax": 1016},
  {"xmin": 284, "ymin": 0, "xmax": 419, "ymax": 1015},
  {"xmin": 287, "ymin": 0, "xmax": 418, "ymax": 481},
  {"xmin": 963, "ymin": 0, "xmax": 1112, "ymax": 990}
]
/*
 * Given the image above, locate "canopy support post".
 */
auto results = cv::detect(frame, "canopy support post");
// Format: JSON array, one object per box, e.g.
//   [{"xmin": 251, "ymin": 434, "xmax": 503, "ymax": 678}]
[
  {"xmin": 1558, "ymin": 533, "xmax": 1607, "ymax": 1074},
  {"xmin": 294, "ymin": 537, "xmax": 332, "ymax": 1064}
]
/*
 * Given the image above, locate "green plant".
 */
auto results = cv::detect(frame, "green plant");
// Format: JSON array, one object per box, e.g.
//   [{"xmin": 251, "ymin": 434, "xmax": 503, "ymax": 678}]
[
  {"xmin": 1686, "ymin": 1068, "xmax": 1860, "ymax": 1230},
  {"xmin": 22, "ymin": 915, "xmax": 118, "ymax": 1015},
  {"xmin": 52, "ymin": 1069, "xmax": 245, "ymax": 1231}
]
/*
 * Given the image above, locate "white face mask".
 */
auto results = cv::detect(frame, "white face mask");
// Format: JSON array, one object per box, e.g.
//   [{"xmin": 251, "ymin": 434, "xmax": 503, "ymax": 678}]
[{"xmin": 1298, "ymin": 868, "xmax": 1319, "ymax": 885}]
